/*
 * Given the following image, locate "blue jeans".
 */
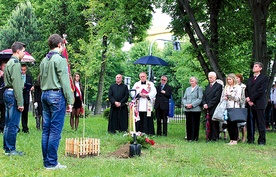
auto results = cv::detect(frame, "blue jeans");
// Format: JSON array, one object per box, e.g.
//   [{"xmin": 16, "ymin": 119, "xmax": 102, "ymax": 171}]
[
  {"xmin": 41, "ymin": 90, "xmax": 66, "ymax": 167},
  {"xmin": 3, "ymin": 89, "xmax": 21, "ymax": 153}
]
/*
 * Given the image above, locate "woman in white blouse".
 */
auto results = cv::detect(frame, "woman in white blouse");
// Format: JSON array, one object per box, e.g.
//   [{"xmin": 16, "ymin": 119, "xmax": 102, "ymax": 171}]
[
  {"xmin": 70, "ymin": 73, "xmax": 84, "ymax": 131},
  {"xmin": 221, "ymin": 74, "xmax": 242, "ymax": 145}
]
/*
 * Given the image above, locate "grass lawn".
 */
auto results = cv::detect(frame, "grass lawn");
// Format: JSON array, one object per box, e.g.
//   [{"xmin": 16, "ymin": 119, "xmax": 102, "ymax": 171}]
[{"xmin": 1, "ymin": 113, "xmax": 276, "ymax": 177}]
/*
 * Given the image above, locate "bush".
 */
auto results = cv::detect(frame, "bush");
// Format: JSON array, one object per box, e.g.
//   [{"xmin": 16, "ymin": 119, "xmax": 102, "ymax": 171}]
[
  {"xmin": 84, "ymin": 107, "xmax": 90, "ymax": 117},
  {"xmin": 103, "ymin": 107, "xmax": 110, "ymax": 119}
]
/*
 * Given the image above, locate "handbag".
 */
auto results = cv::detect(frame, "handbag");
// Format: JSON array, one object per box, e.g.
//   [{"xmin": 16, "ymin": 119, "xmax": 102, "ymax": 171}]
[
  {"xmin": 212, "ymin": 100, "xmax": 227, "ymax": 122},
  {"xmin": 168, "ymin": 95, "xmax": 175, "ymax": 117},
  {"xmin": 227, "ymin": 102, "xmax": 247, "ymax": 122}
]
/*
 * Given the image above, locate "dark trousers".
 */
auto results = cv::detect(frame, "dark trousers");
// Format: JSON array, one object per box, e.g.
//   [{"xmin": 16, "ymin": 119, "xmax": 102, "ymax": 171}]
[
  {"xmin": 156, "ymin": 108, "xmax": 168, "ymax": 136},
  {"xmin": 265, "ymin": 101, "xmax": 272, "ymax": 127},
  {"xmin": 227, "ymin": 121, "xmax": 238, "ymax": 140},
  {"xmin": 185, "ymin": 111, "xmax": 201, "ymax": 141},
  {"xmin": 247, "ymin": 107, "xmax": 266, "ymax": 144},
  {"xmin": 21, "ymin": 103, "xmax": 29, "ymax": 132},
  {"xmin": 0, "ymin": 102, "xmax": 5, "ymax": 132},
  {"xmin": 272, "ymin": 106, "xmax": 276, "ymax": 129},
  {"xmin": 209, "ymin": 116, "xmax": 220, "ymax": 141},
  {"xmin": 136, "ymin": 112, "xmax": 155, "ymax": 135}
]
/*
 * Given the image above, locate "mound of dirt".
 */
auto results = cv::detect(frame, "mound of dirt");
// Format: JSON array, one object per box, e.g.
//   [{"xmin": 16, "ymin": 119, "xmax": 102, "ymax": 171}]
[{"xmin": 108, "ymin": 144, "xmax": 131, "ymax": 158}]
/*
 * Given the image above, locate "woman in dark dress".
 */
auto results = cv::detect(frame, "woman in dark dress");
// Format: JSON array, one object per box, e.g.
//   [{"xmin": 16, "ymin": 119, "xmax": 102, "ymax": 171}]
[{"xmin": 70, "ymin": 73, "xmax": 84, "ymax": 131}]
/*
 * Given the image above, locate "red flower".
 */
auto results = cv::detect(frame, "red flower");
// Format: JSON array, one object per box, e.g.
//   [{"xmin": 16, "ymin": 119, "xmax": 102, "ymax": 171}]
[
  {"xmin": 145, "ymin": 137, "xmax": 154, "ymax": 145},
  {"xmin": 149, "ymin": 140, "xmax": 155, "ymax": 145}
]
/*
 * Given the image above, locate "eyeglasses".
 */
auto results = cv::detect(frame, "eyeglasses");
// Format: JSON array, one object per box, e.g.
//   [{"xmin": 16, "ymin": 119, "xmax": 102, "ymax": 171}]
[{"xmin": 161, "ymin": 79, "xmax": 167, "ymax": 81}]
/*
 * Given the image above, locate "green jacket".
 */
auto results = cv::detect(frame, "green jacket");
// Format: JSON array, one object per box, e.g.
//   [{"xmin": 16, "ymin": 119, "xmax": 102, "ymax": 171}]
[
  {"xmin": 40, "ymin": 49, "xmax": 74, "ymax": 105},
  {"xmin": 4, "ymin": 56, "xmax": 24, "ymax": 106}
]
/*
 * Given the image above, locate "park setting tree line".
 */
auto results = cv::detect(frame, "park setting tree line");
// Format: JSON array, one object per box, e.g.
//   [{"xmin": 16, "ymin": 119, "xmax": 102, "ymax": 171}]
[{"xmin": 0, "ymin": 0, "xmax": 275, "ymax": 114}]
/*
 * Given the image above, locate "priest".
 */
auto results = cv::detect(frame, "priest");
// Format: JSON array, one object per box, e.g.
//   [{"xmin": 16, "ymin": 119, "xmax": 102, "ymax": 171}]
[
  {"xmin": 108, "ymin": 74, "xmax": 129, "ymax": 133},
  {"xmin": 132, "ymin": 72, "xmax": 157, "ymax": 135}
]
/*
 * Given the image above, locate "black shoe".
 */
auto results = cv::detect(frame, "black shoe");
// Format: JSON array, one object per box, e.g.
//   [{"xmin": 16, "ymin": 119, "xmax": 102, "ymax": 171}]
[{"xmin": 23, "ymin": 130, "xmax": 29, "ymax": 133}]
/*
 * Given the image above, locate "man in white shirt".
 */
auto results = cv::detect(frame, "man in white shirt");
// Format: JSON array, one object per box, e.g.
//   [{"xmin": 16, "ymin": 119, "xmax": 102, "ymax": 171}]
[{"xmin": 132, "ymin": 72, "xmax": 156, "ymax": 135}]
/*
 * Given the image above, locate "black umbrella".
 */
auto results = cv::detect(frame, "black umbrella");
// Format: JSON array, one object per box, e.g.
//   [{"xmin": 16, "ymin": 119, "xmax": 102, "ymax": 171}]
[
  {"xmin": 134, "ymin": 55, "xmax": 169, "ymax": 81},
  {"xmin": 133, "ymin": 55, "xmax": 169, "ymax": 66},
  {"xmin": 0, "ymin": 52, "xmax": 12, "ymax": 61}
]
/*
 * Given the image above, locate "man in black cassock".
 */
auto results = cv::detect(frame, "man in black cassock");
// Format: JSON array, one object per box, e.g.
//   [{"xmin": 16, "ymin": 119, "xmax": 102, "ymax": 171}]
[{"xmin": 108, "ymin": 74, "xmax": 129, "ymax": 133}]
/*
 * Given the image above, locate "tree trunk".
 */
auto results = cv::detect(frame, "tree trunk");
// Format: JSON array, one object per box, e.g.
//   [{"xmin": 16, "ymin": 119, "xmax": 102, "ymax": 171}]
[
  {"xmin": 94, "ymin": 36, "xmax": 108, "ymax": 115},
  {"xmin": 179, "ymin": 0, "xmax": 225, "ymax": 80},
  {"xmin": 248, "ymin": 0, "xmax": 273, "ymax": 100},
  {"xmin": 207, "ymin": 0, "xmax": 221, "ymax": 61},
  {"xmin": 177, "ymin": 1, "xmax": 211, "ymax": 77},
  {"xmin": 248, "ymin": 0, "xmax": 272, "ymax": 73}
]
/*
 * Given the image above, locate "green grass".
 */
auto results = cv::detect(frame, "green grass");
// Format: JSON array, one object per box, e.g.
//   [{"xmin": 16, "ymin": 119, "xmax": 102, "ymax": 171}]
[{"xmin": 1, "ymin": 113, "xmax": 276, "ymax": 177}]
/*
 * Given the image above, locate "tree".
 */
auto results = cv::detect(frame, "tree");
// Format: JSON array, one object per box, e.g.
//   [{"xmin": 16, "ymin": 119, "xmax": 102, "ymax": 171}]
[
  {"xmin": 161, "ymin": 0, "xmax": 275, "ymax": 89},
  {"xmin": 0, "ymin": 0, "xmax": 19, "ymax": 27},
  {"xmin": 0, "ymin": 1, "xmax": 41, "ymax": 77},
  {"xmin": 27, "ymin": 0, "xmax": 91, "ymax": 80},
  {"xmin": 86, "ymin": 0, "xmax": 155, "ymax": 114},
  {"xmin": 0, "ymin": 1, "xmax": 40, "ymax": 52},
  {"xmin": 248, "ymin": 0, "xmax": 275, "ymax": 97}
]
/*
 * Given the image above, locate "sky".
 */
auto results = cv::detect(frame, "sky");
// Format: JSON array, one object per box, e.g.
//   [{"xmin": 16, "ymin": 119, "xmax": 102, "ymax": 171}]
[{"xmin": 151, "ymin": 8, "xmax": 171, "ymax": 28}]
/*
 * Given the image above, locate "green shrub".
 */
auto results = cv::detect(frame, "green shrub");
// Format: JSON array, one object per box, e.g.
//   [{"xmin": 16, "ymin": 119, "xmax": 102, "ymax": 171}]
[{"xmin": 103, "ymin": 107, "xmax": 110, "ymax": 119}]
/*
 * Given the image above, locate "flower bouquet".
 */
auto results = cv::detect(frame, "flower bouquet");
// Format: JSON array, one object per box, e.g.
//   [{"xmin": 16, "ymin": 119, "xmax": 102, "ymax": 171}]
[{"xmin": 125, "ymin": 132, "xmax": 155, "ymax": 149}]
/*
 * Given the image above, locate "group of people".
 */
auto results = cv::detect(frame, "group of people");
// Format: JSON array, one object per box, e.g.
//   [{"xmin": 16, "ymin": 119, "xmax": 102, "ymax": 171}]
[
  {"xmin": 108, "ymin": 62, "xmax": 269, "ymax": 147},
  {"xmin": 2, "ymin": 34, "xmax": 77, "ymax": 170},
  {"xmin": 108, "ymin": 72, "xmax": 172, "ymax": 136},
  {"xmin": 2, "ymin": 34, "xmax": 269, "ymax": 172},
  {"xmin": 0, "ymin": 62, "xmax": 34, "ymax": 134},
  {"xmin": 182, "ymin": 62, "xmax": 268, "ymax": 145}
]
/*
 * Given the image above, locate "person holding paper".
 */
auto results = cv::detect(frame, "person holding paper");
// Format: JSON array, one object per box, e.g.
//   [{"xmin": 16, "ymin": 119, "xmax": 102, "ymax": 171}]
[
  {"xmin": 21, "ymin": 64, "xmax": 34, "ymax": 133},
  {"xmin": 132, "ymin": 72, "xmax": 157, "ymax": 135}
]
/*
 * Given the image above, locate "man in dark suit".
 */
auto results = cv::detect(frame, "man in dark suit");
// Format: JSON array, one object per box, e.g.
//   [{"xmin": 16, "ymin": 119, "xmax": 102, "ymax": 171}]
[
  {"xmin": 154, "ymin": 75, "xmax": 172, "ymax": 136},
  {"xmin": 21, "ymin": 64, "xmax": 33, "ymax": 133},
  {"xmin": 245, "ymin": 62, "xmax": 268, "ymax": 145},
  {"xmin": 202, "ymin": 71, "xmax": 222, "ymax": 141},
  {"xmin": 0, "ymin": 62, "xmax": 6, "ymax": 133}
]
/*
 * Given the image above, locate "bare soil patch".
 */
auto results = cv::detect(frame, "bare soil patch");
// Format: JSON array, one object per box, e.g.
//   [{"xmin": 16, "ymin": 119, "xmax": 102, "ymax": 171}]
[
  {"xmin": 108, "ymin": 143, "xmax": 175, "ymax": 158},
  {"xmin": 108, "ymin": 144, "xmax": 132, "ymax": 158}
]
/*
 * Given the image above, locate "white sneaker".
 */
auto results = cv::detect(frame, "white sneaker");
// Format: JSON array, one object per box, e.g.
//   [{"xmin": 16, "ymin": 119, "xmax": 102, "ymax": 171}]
[
  {"xmin": 227, "ymin": 140, "xmax": 237, "ymax": 145},
  {"xmin": 45, "ymin": 163, "xmax": 67, "ymax": 170}
]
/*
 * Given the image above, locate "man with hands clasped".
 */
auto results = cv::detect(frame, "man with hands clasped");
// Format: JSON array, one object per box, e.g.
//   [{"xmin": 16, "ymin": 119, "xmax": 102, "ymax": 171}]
[
  {"xmin": 155, "ymin": 75, "xmax": 172, "ymax": 136},
  {"xmin": 3, "ymin": 42, "xmax": 26, "ymax": 156},
  {"xmin": 245, "ymin": 62, "xmax": 268, "ymax": 145}
]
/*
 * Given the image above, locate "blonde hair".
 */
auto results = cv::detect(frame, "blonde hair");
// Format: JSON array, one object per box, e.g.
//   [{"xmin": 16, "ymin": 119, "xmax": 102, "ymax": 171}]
[{"xmin": 225, "ymin": 73, "xmax": 237, "ymax": 88}]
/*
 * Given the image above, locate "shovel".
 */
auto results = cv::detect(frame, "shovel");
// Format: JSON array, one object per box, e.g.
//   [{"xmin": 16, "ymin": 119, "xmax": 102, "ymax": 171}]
[{"xmin": 129, "ymin": 134, "xmax": 141, "ymax": 157}]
